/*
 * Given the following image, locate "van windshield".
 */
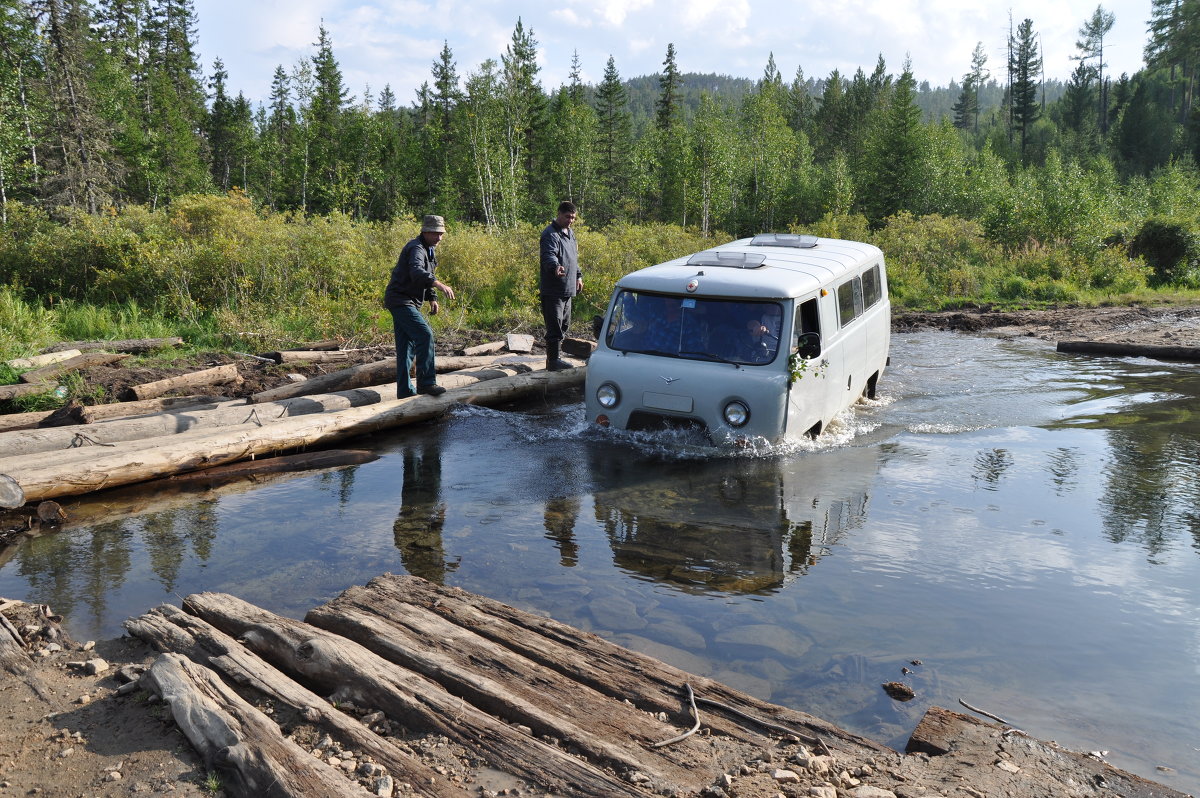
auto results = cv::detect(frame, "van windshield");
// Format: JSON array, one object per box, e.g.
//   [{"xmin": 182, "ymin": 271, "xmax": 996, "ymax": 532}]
[{"xmin": 605, "ymin": 291, "xmax": 783, "ymax": 365}]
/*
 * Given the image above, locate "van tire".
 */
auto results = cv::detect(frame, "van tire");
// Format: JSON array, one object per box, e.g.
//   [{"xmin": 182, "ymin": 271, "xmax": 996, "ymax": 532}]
[
  {"xmin": 865, "ymin": 372, "xmax": 879, "ymax": 400},
  {"xmin": 806, "ymin": 421, "xmax": 822, "ymax": 439}
]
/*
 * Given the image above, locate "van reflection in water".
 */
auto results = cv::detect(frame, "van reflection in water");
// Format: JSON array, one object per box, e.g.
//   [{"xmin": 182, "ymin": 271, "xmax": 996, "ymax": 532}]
[{"xmin": 589, "ymin": 446, "xmax": 879, "ymax": 594}]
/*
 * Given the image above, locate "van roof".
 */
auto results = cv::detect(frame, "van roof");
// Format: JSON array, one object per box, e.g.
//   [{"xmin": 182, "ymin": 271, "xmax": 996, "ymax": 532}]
[{"xmin": 616, "ymin": 235, "xmax": 884, "ymax": 299}]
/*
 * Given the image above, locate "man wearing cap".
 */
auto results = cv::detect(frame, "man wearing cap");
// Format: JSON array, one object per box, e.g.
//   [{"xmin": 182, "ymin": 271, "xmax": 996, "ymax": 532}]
[
  {"xmin": 539, "ymin": 200, "xmax": 583, "ymax": 371},
  {"xmin": 384, "ymin": 215, "xmax": 456, "ymax": 398}
]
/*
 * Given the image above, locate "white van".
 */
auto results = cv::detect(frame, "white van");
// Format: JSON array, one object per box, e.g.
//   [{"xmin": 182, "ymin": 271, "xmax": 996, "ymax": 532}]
[{"xmin": 584, "ymin": 234, "xmax": 890, "ymax": 445}]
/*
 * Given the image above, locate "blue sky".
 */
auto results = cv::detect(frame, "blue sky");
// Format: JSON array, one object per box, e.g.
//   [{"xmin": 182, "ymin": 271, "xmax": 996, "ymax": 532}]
[{"xmin": 194, "ymin": 0, "xmax": 1153, "ymax": 106}]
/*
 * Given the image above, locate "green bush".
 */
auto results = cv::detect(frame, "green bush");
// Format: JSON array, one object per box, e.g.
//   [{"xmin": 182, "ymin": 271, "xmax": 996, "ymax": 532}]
[{"xmin": 1129, "ymin": 217, "xmax": 1200, "ymax": 286}]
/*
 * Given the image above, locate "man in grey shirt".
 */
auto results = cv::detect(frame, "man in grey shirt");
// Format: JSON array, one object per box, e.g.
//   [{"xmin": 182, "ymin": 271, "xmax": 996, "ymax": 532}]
[{"xmin": 539, "ymin": 201, "xmax": 583, "ymax": 371}]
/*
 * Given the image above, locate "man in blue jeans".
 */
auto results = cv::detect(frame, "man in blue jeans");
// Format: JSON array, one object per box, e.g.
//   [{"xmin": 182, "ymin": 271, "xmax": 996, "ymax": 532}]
[{"xmin": 384, "ymin": 215, "xmax": 456, "ymax": 398}]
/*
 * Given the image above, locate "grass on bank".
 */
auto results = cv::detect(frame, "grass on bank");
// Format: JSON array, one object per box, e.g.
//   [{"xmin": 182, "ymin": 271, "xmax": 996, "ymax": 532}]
[{"xmin": 3, "ymin": 194, "xmax": 1200, "ymax": 411}]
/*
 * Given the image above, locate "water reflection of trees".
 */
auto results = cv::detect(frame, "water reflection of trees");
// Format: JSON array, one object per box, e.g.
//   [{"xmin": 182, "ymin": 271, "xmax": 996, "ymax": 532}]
[
  {"xmin": 588, "ymin": 447, "xmax": 878, "ymax": 595},
  {"xmin": 1099, "ymin": 424, "xmax": 1200, "ymax": 560},
  {"xmin": 6, "ymin": 464, "xmax": 364, "ymax": 627}
]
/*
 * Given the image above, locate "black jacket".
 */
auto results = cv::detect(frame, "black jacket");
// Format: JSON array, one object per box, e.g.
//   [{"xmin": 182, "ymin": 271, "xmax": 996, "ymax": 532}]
[{"xmin": 384, "ymin": 236, "xmax": 437, "ymax": 308}]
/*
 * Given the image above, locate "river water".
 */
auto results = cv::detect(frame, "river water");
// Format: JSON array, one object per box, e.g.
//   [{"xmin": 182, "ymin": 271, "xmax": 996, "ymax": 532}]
[{"xmin": 2, "ymin": 331, "xmax": 1198, "ymax": 793}]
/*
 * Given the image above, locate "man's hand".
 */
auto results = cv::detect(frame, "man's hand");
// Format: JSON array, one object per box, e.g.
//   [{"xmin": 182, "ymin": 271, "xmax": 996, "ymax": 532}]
[
  {"xmin": 556, "ymin": 265, "xmax": 566, "ymax": 277},
  {"xmin": 576, "ymin": 277, "xmax": 583, "ymax": 293},
  {"xmin": 429, "ymin": 300, "xmax": 439, "ymax": 316},
  {"xmin": 434, "ymin": 280, "xmax": 455, "ymax": 300}
]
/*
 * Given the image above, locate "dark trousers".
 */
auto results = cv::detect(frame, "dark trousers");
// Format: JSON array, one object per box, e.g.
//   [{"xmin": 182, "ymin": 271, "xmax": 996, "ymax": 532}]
[
  {"xmin": 540, "ymin": 294, "xmax": 573, "ymax": 344},
  {"xmin": 390, "ymin": 305, "xmax": 436, "ymax": 398}
]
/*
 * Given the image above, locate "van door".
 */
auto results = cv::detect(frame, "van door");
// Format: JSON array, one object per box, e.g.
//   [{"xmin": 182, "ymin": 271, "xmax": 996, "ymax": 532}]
[{"xmin": 786, "ymin": 295, "xmax": 841, "ymax": 436}]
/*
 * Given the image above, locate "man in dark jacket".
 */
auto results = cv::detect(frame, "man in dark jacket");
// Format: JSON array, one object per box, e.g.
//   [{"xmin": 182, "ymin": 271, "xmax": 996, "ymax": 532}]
[
  {"xmin": 539, "ymin": 201, "xmax": 583, "ymax": 371},
  {"xmin": 384, "ymin": 215, "xmax": 456, "ymax": 398}
]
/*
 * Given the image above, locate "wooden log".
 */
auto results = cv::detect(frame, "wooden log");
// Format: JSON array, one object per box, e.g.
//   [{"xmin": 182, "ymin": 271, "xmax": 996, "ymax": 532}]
[
  {"xmin": 306, "ymin": 585, "xmax": 704, "ymax": 790},
  {"xmin": 1056, "ymin": 340, "xmax": 1200, "ymax": 361},
  {"xmin": 0, "ymin": 365, "xmax": 528, "ymax": 460},
  {"xmin": 286, "ymin": 339, "xmax": 340, "ymax": 351},
  {"xmin": 43, "ymin": 337, "xmax": 183, "ymax": 354},
  {"xmin": 365, "ymin": 575, "xmax": 888, "ymax": 758},
  {"xmin": 0, "ymin": 608, "xmax": 31, "ymax": 676},
  {"xmin": 141, "ymin": 652, "xmax": 371, "ymax": 798},
  {"xmin": 121, "ymin": 363, "xmax": 242, "ymax": 401},
  {"xmin": 0, "ymin": 382, "xmax": 52, "ymax": 401},
  {"xmin": 0, "ymin": 369, "xmax": 585, "ymax": 503},
  {"xmin": 4, "ymin": 350, "xmax": 82, "ymax": 369},
  {"xmin": 461, "ymin": 340, "xmax": 505, "ymax": 356},
  {"xmin": 125, "ymin": 604, "xmax": 462, "ymax": 798},
  {"xmin": 164, "ymin": 450, "xmax": 378, "ymax": 485},
  {"xmin": 182, "ymin": 592, "xmax": 646, "ymax": 798},
  {"xmin": 74, "ymin": 395, "xmax": 232, "ymax": 425},
  {"xmin": 263, "ymin": 350, "xmax": 353, "ymax": 364},
  {"xmin": 250, "ymin": 355, "xmax": 532, "ymax": 404},
  {"xmin": 19, "ymin": 352, "xmax": 130, "ymax": 383},
  {"xmin": 250, "ymin": 359, "xmax": 396, "ymax": 403}
]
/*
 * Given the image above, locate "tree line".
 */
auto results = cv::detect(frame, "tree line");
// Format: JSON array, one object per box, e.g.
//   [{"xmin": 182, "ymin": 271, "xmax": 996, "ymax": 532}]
[{"xmin": 2, "ymin": 0, "xmax": 1200, "ymax": 251}]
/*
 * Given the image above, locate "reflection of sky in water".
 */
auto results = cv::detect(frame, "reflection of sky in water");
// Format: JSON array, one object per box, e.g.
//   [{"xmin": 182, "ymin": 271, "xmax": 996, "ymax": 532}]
[{"xmin": 3, "ymin": 331, "xmax": 1200, "ymax": 793}]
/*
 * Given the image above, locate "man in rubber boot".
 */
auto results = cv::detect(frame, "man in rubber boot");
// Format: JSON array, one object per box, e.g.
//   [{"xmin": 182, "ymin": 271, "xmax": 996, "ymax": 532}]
[
  {"xmin": 539, "ymin": 200, "xmax": 583, "ymax": 371},
  {"xmin": 385, "ymin": 214, "xmax": 456, "ymax": 398}
]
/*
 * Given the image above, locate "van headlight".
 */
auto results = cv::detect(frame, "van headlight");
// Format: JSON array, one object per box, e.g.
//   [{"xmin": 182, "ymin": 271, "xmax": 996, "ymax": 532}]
[
  {"xmin": 596, "ymin": 382, "xmax": 621, "ymax": 409},
  {"xmin": 723, "ymin": 400, "xmax": 750, "ymax": 427}
]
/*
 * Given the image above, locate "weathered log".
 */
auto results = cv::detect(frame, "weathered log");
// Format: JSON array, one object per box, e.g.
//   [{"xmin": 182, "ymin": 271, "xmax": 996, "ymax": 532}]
[
  {"xmin": 0, "ymin": 607, "xmax": 31, "ymax": 676},
  {"xmin": 0, "ymin": 368, "xmax": 584, "ymax": 503},
  {"xmin": 1056, "ymin": 340, "xmax": 1200, "ymax": 361},
  {"xmin": 0, "ymin": 364, "xmax": 529, "ymax": 459},
  {"xmin": 366, "ymin": 575, "xmax": 885, "ymax": 757},
  {"xmin": 19, "ymin": 352, "xmax": 130, "ymax": 384},
  {"xmin": 250, "ymin": 355, "xmax": 535, "ymax": 404},
  {"xmin": 164, "ymin": 450, "xmax": 378, "ymax": 484},
  {"xmin": 264, "ymin": 350, "xmax": 353, "ymax": 364},
  {"xmin": 0, "ymin": 382, "xmax": 51, "ymax": 401},
  {"xmin": 140, "ymin": 653, "xmax": 371, "ymax": 798},
  {"xmin": 182, "ymin": 592, "xmax": 646, "ymax": 797},
  {"xmin": 285, "ymin": 339, "xmax": 340, "ymax": 351},
  {"xmin": 5, "ymin": 350, "xmax": 82, "ymax": 369},
  {"xmin": 461, "ymin": 340, "xmax": 505, "ymax": 356},
  {"xmin": 250, "ymin": 360, "xmax": 397, "ymax": 403},
  {"xmin": 121, "ymin": 363, "xmax": 242, "ymax": 401},
  {"xmin": 307, "ymin": 585, "xmax": 704, "ymax": 789},
  {"xmin": 43, "ymin": 337, "xmax": 183, "ymax": 354},
  {"xmin": 125, "ymin": 604, "xmax": 462, "ymax": 798},
  {"xmin": 0, "ymin": 395, "xmax": 233, "ymax": 433}
]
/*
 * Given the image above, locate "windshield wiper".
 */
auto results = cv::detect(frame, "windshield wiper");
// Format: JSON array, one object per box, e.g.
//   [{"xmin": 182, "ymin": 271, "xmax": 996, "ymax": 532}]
[{"xmin": 679, "ymin": 350, "xmax": 741, "ymax": 367}]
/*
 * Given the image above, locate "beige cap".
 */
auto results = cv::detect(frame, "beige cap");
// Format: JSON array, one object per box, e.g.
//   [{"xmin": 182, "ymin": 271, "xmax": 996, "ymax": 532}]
[{"xmin": 421, "ymin": 214, "xmax": 447, "ymax": 233}]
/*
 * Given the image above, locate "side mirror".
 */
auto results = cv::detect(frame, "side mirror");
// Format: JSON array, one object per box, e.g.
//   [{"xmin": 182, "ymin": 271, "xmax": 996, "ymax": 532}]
[{"xmin": 796, "ymin": 332, "xmax": 821, "ymax": 360}]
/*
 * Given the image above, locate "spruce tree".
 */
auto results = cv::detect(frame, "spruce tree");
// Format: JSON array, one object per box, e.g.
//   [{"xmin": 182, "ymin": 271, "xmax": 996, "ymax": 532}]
[
  {"xmin": 1009, "ymin": 18, "xmax": 1042, "ymax": 163},
  {"xmin": 593, "ymin": 54, "xmax": 632, "ymax": 223}
]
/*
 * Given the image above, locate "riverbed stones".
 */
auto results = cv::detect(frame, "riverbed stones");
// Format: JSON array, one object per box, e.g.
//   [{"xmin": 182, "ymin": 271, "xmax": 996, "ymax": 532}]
[{"xmin": 713, "ymin": 623, "xmax": 812, "ymax": 658}]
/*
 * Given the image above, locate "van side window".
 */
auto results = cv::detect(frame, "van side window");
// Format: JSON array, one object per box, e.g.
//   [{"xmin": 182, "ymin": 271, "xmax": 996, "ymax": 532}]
[
  {"xmin": 837, "ymin": 276, "xmax": 864, "ymax": 327},
  {"xmin": 793, "ymin": 298, "xmax": 821, "ymax": 358},
  {"xmin": 862, "ymin": 264, "xmax": 882, "ymax": 308}
]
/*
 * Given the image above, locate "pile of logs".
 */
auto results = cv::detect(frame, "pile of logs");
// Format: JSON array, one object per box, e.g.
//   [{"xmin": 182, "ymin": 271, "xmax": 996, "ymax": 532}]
[
  {"xmin": 0, "ymin": 338, "xmax": 589, "ymax": 510},
  {"xmin": 125, "ymin": 574, "xmax": 894, "ymax": 798}
]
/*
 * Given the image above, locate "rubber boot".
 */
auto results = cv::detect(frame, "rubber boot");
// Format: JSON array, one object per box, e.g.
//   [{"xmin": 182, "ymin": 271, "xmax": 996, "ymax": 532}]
[{"xmin": 546, "ymin": 340, "xmax": 572, "ymax": 371}]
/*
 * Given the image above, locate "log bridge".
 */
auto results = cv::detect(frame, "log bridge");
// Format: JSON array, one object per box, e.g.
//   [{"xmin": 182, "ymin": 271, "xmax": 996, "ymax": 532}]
[
  {"xmin": 0, "ymin": 354, "xmax": 585, "ymax": 509},
  {"xmin": 122, "ymin": 575, "xmax": 1189, "ymax": 798}
]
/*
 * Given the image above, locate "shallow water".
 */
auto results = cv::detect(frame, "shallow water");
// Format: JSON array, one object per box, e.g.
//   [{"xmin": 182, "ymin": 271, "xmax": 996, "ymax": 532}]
[{"xmin": 2, "ymin": 331, "xmax": 1199, "ymax": 792}]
